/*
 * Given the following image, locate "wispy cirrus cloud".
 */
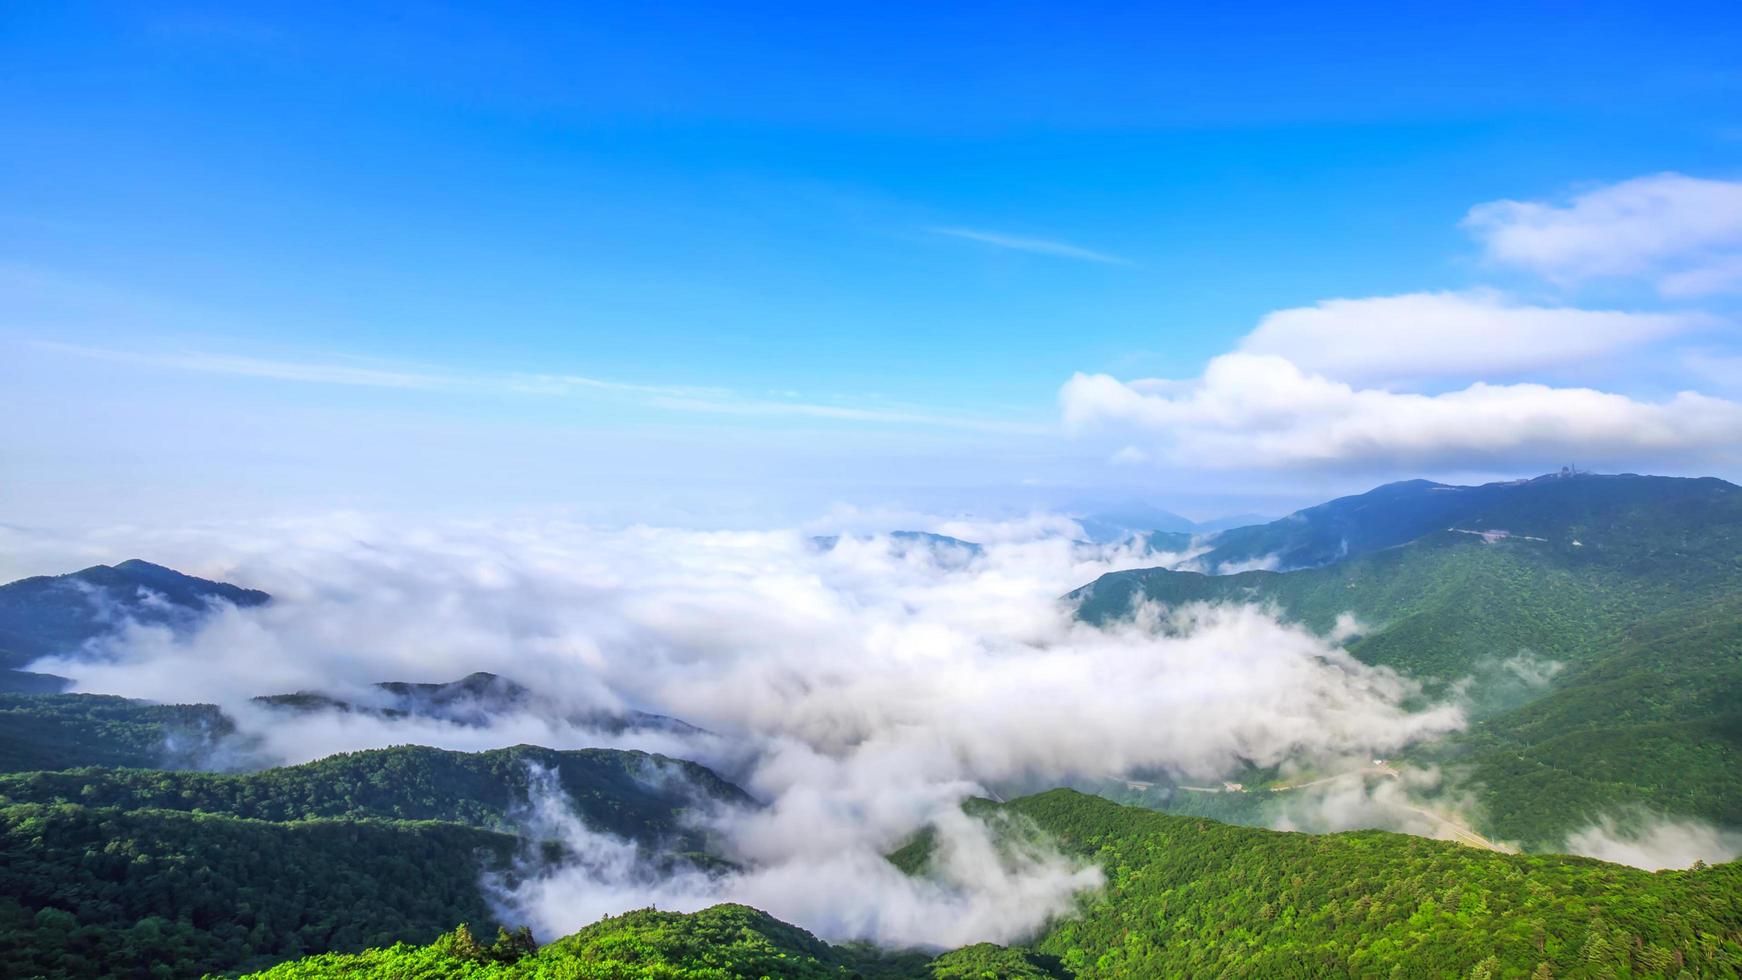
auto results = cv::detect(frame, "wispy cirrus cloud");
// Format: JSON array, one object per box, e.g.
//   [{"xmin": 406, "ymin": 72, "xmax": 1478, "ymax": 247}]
[
  {"xmin": 35, "ymin": 342, "xmax": 447, "ymax": 389},
  {"xmin": 928, "ymin": 227, "xmax": 1133, "ymax": 265},
  {"xmin": 34, "ymin": 341, "xmax": 1040, "ymax": 434}
]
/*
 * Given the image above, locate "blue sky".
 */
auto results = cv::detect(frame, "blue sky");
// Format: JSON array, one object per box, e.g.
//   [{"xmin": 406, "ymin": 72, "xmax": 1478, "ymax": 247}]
[{"xmin": 4, "ymin": 2, "xmax": 1742, "ymax": 526}]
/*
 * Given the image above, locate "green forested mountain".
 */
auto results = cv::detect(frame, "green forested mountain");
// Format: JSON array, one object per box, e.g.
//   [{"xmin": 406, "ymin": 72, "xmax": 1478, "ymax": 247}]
[
  {"xmin": 0, "ymin": 694, "xmax": 246, "ymax": 773},
  {"xmin": 1072, "ymin": 472, "xmax": 1742, "ymax": 848},
  {"xmin": 7, "ymin": 745, "xmax": 1740, "ymax": 978},
  {"xmin": 1000, "ymin": 791, "xmax": 1739, "ymax": 977},
  {"xmin": 1183, "ymin": 472, "xmax": 1742, "ymax": 573},
  {"xmin": 0, "ymin": 744, "xmax": 755, "ymax": 978},
  {"xmin": 240, "ymin": 904, "xmax": 1069, "ymax": 979},
  {"xmin": 1439, "ymin": 593, "xmax": 1742, "ymax": 848},
  {"xmin": 0, "ymin": 743, "xmax": 752, "ymax": 846},
  {"xmin": 6, "ymin": 475, "xmax": 1741, "ymax": 977},
  {"xmin": 233, "ymin": 790, "xmax": 1742, "ymax": 979},
  {"xmin": 0, "ymin": 804, "xmax": 516, "ymax": 979}
]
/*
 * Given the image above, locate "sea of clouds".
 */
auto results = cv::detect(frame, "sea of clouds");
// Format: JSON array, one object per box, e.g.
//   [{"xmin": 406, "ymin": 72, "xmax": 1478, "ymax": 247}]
[{"xmin": 7, "ymin": 512, "xmax": 1714, "ymax": 944}]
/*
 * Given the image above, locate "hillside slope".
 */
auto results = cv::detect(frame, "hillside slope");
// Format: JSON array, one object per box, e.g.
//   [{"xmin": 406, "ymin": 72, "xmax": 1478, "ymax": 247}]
[
  {"xmin": 1190, "ymin": 472, "xmax": 1742, "ymax": 572},
  {"xmin": 0, "ymin": 742, "xmax": 757, "ymax": 978},
  {"xmin": 0, "ymin": 693, "xmax": 244, "ymax": 773},
  {"xmin": 0, "ymin": 743, "xmax": 752, "ymax": 847},
  {"xmin": 240, "ymin": 904, "xmax": 1069, "ymax": 979},
  {"xmin": 0, "ymin": 804, "xmax": 517, "ymax": 979},
  {"xmin": 1009, "ymin": 790, "xmax": 1742, "ymax": 977},
  {"xmin": 1071, "ymin": 473, "xmax": 1742, "ymax": 848},
  {"xmin": 240, "ymin": 790, "xmax": 1742, "ymax": 979}
]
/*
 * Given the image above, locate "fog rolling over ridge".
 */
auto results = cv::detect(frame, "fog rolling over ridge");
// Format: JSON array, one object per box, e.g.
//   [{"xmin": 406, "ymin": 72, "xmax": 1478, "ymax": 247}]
[{"xmin": 10, "ymin": 514, "xmax": 1481, "ymax": 945}]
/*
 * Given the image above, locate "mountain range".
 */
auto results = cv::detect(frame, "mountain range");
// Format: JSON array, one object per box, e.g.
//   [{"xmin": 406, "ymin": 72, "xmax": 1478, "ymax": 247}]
[
  {"xmin": 2, "ymin": 471, "xmax": 1739, "ymax": 977},
  {"xmin": 255, "ymin": 671, "xmax": 704, "ymax": 736}
]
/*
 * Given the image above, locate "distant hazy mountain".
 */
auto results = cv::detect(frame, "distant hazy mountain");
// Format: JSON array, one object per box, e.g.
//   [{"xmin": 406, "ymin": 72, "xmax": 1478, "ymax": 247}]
[
  {"xmin": 1187, "ymin": 512, "xmax": 1271, "ymax": 534},
  {"xmin": 815, "ymin": 527, "xmax": 1227, "ymax": 565},
  {"xmin": 1190, "ymin": 471, "xmax": 1740, "ymax": 572},
  {"xmin": 1075, "ymin": 504, "xmax": 1269, "ymax": 543},
  {"xmin": 811, "ymin": 531, "xmax": 986, "ymax": 572},
  {"xmin": 255, "ymin": 671, "xmax": 704, "ymax": 736},
  {"xmin": 0, "ymin": 559, "xmax": 269, "ymax": 692}
]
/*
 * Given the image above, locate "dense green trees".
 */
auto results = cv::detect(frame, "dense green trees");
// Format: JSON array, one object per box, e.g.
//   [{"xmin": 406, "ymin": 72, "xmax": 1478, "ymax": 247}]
[
  {"xmin": 1000, "ymin": 790, "xmax": 1742, "ymax": 977},
  {"xmin": 0, "ymin": 694, "xmax": 243, "ymax": 773},
  {"xmin": 0, "ymin": 743, "xmax": 753, "ymax": 847},
  {"xmin": 228, "ymin": 788, "xmax": 1742, "ymax": 979},
  {"xmin": 0, "ymin": 743, "xmax": 758, "ymax": 978},
  {"xmin": 1074, "ymin": 475, "xmax": 1742, "ymax": 848},
  {"xmin": 6, "ymin": 475, "xmax": 1742, "ymax": 977},
  {"xmin": 0, "ymin": 803, "xmax": 516, "ymax": 978},
  {"xmin": 240, "ymin": 905, "xmax": 1064, "ymax": 979}
]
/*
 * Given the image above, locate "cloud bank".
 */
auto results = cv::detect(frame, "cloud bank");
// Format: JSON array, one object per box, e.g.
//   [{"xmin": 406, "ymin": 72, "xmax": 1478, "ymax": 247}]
[
  {"xmin": 25, "ymin": 515, "xmax": 1466, "ymax": 946},
  {"xmin": 1061, "ymin": 354, "xmax": 1742, "ymax": 469},
  {"xmin": 1464, "ymin": 172, "xmax": 1742, "ymax": 296},
  {"xmin": 1062, "ymin": 172, "xmax": 1742, "ymax": 474},
  {"xmin": 1565, "ymin": 815, "xmax": 1742, "ymax": 870},
  {"xmin": 1238, "ymin": 289, "xmax": 1706, "ymax": 383},
  {"xmin": 489, "ymin": 763, "xmax": 1104, "ymax": 949}
]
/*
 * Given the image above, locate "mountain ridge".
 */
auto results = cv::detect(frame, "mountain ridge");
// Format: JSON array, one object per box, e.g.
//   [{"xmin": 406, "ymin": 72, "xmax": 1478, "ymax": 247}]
[{"xmin": 0, "ymin": 559, "xmax": 270, "ymax": 693}]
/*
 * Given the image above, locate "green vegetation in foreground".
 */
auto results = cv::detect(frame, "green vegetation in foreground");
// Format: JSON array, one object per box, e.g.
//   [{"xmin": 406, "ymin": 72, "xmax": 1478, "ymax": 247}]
[
  {"xmin": 1005, "ymin": 790, "xmax": 1742, "ymax": 977},
  {"xmin": 0, "ymin": 743, "xmax": 753, "ymax": 848},
  {"xmin": 0, "ymin": 744, "xmax": 757, "ymax": 978},
  {"xmin": 235, "ymin": 790, "xmax": 1742, "ymax": 980},
  {"xmin": 240, "ymin": 904, "xmax": 1067, "ymax": 979},
  {"xmin": 0, "ymin": 803, "xmax": 516, "ymax": 979}
]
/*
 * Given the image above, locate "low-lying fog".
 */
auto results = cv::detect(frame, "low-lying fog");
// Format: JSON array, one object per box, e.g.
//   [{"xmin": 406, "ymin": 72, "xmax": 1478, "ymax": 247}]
[{"xmin": 6, "ymin": 514, "xmax": 1734, "ymax": 944}]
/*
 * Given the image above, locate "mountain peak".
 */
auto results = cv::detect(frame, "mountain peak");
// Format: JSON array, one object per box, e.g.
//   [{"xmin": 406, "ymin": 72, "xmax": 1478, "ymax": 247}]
[
  {"xmin": 112, "ymin": 558, "xmax": 177, "ymax": 573},
  {"xmin": 0, "ymin": 559, "xmax": 272, "ymax": 674}
]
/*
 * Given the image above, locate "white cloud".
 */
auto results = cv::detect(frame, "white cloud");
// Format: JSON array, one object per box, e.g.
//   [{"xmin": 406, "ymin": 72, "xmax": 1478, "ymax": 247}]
[
  {"xmin": 1061, "ymin": 353, "xmax": 1742, "ymax": 469},
  {"xmin": 1463, "ymin": 172, "xmax": 1742, "ymax": 295},
  {"xmin": 23, "ymin": 514, "xmax": 1466, "ymax": 946},
  {"xmin": 1565, "ymin": 815, "xmax": 1742, "ymax": 870},
  {"xmin": 1060, "ymin": 175, "xmax": 1742, "ymax": 472},
  {"xmin": 1238, "ymin": 289, "xmax": 1707, "ymax": 383},
  {"xmin": 929, "ymin": 226, "xmax": 1133, "ymax": 265},
  {"xmin": 36, "ymin": 342, "xmax": 446, "ymax": 389},
  {"xmin": 489, "ymin": 763, "xmax": 1104, "ymax": 949}
]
